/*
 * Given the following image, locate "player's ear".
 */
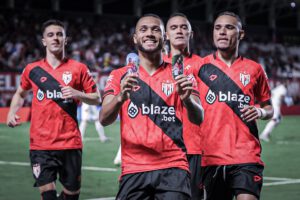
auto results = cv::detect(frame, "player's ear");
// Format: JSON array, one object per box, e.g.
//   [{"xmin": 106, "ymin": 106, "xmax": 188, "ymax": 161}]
[
  {"xmin": 239, "ymin": 29, "xmax": 245, "ymax": 40},
  {"xmin": 166, "ymin": 31, "xmax": 170, "ymax": 40},
  {"xmin": 190, "ymin": 31, "xmax": 194, "ymax": 39},
  {"xmin": 65, "ymin": 37, "xmax": 69, "ymax": 45},
  {"xmin": 133, "ymin": 33, "xmax": 137, "ymax": 44},
  {"xmin": 41, "ymin": 38, "xmax": 46, "ymax": 47}
]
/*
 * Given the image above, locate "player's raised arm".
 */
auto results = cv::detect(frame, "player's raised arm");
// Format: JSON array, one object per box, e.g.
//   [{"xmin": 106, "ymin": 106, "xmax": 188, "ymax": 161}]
[
  {"xmin": 6, "ymin": 86, "xmax": 29, "ymax": 128},
  {"xmin": 99, "ymin": 71, "xmax": 138, "ymax": 126},
  {"xmin": 175, "ymin": 74, "xmax": 204, "ymax": 125}
]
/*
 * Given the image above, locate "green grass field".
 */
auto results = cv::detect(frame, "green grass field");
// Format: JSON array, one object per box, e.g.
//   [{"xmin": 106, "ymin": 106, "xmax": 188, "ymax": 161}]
[{"xmin": 0, "ymin": 116, "xmax": 300, "ymax": 200}]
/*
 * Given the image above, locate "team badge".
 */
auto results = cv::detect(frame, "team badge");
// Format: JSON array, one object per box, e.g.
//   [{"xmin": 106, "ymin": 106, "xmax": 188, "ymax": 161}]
[
  {"xmin": 162, "ymin": 80, "xmax": 174, "ymax": 97},
  {"xmin": 32, "ymin": 163, "xmax": 41, "ymax": 178},
  {"xmin": 240, "ymin": 72, "xmax": 250, "ymax": 87},
  {"xmin": 62, "ymin": 71, "xmax": 72, "ymax": 85}
]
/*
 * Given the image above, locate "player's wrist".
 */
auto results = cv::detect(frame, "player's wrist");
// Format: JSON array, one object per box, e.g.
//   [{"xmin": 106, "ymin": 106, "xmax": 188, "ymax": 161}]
[
  {"xmin": 116, "ymin": 93, "xmax": 126, "ymax": 104},
  {"xmin": 257, "ymin": 107, "xmax": 267, "ymax": 119}
]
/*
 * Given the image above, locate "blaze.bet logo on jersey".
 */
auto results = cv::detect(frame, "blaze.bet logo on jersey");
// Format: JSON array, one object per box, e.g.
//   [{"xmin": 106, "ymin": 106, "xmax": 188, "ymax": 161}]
[
  {"xmin": 36, "ymin": 89, "xmax": 63, "ymax": 101},
  {"xmin": 127, "ymin": 102, "xmax": 176, "ymax": 122},
  {"xmin": 205, "ymin": 89, "xmax": 251, "ymax": 109}
]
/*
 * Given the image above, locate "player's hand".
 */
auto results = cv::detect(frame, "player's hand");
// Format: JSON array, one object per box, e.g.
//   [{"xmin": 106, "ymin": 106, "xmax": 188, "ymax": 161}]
[
  {"xmin": 60, "ymin": 85, "xmax": 82, "ymax": 100},
  {"xmin": 175, "ymin": 74, "xmax": 193, "ymax": 101},
  {"xmin": 7, "ymin": 113, "xmax": 21, "ymax": 128},
  {"xmin": 118, "ymin": 74, "xmax": 138, "ymax": 102},
  {"xmin": 240, "ymin": 105, "xmax": 261, "ymax": 122}
]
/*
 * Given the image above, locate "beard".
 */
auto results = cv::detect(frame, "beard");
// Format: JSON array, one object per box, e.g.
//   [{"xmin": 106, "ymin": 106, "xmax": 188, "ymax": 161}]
[{"xmin": 135, "ymin": 39, "xmax": 163, "ymax": 53}]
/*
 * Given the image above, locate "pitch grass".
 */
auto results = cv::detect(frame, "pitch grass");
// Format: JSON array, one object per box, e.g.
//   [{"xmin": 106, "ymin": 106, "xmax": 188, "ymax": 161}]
[{"xmin": 0, "ymin": 116, "xmax": 300, "ymax": 199}]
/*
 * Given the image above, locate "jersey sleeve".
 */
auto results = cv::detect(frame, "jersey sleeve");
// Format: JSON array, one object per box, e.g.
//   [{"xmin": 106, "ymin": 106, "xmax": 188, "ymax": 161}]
[
  {"xmin": 254, "ymin": 65, "xmax": 271, "ymax": 102},
  {"xmin": 80, "ymin": 65, "xmax": 97, "ymax": 93},
  {"xmin": 20, "ymin": 65, "xmax": 32, "ymax": 90},
  {"xmin": 102, "ymin": 69, "xmax": 123, "ymax": 99}
]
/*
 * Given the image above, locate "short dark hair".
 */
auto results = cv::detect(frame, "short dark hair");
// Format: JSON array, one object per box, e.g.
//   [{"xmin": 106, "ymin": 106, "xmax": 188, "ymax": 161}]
[
  {"xmin": 215, "ymin": 11, "xmax": 243, "ymax": 29},
  {"xmin": 41, "ymin": 19, "xmax": 65, "ymax": 35},
  {"xmin": 168, "ymin": 12, "xmax": 188, "ymax": 20},
  {"xmin": 135, "ymin": 13, "xmax": 165, "ymax": 31}
]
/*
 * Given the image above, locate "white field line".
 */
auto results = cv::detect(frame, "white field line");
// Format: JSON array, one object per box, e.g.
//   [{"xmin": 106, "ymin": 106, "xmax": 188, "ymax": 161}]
[
  {"xmin": 264, "ymin": 179, "xmax": 300, "ymax": 186},
  {"xmin": 264, "ymin": 177, "xmax": 293, "ymax": 181},
  {"xmin": 2, "ymin": 160, "xmax": 300, "ymax": 187},
  {"xmin": 0, "ymin": 160, "xmax": 117, "ymax": 172},
  {"xmin": 83, "ymin": 137, "xmax": 114, "ymax": 142}
]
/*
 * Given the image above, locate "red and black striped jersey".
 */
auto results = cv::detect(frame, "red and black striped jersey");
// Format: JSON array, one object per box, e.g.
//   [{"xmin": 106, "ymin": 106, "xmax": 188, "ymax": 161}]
[
  {"xmin": 163, "ymin": 54, "xmax": 203, "ymax": 155},
  {"xmin": 21, "ymin": 58, "xmax": 97, "ymax": 150},
  {"xmin": 193, "ymin": 52, "xmax": 271, "ymax": 166},
  {"xmin": 103, "ymin": 62, "xmax": 198, "ymax": 177}
]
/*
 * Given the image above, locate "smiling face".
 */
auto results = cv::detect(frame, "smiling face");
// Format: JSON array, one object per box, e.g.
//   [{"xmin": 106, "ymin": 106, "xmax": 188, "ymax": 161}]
[
  {"xmin": 42, "ymin": 25, "xmax": 66, "ymax": 55},
  {"xmin": 133, "ymin": 16, "xmax": 165, "ymax": 54},
  {"xmin": 166, "ymin": 16, "xmax": 193, "ymax": 50},
  {"xmin": 213, "ymin": 15, "xmax": 244, "ymax": 52}
]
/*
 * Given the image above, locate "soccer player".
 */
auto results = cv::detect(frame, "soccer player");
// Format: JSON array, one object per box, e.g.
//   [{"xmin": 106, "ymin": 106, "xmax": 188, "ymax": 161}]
[
  {"xmin": 100, "ymin": 14, "xmax": 204, "ymax": 200},
  {"xmin": 194, "ymin": 12, "xmax": 274, "ymax": 200},
  {"xmin": 6, "ymin": 19, "xmax": 100, "ymax": 200},
  {"xmin": 260, "ymin": 82, "xmax": 292, "ymax": 142},
  {"xmin": 79, "ymin": 102, "xmax": 108, "ymax": 142},
  {"xmin": 164, "ymin": 13, "xmax": 203, "ymax": 200}
]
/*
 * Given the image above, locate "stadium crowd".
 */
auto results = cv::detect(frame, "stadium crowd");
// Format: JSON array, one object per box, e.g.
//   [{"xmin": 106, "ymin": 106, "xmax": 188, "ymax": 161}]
[{"xmin": 1, "ymin": 12, "xmax": 300, "ymax": 106}]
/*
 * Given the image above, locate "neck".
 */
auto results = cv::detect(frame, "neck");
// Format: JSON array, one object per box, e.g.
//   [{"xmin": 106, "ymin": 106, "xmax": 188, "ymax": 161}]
[
  {"xmin": 170, "ymin": 45, "xmax": 189, "ymax": 57},
  {"xmin": 217, "ymin": 48, "xmax": 238, "ymax": 67},
  {"xmin": 139, "ymin": 51, "xmax": 163, "ymax": 75},
  {"xmin": 46, "ymin": 50, "xmax": 65, "ymax": 69}
]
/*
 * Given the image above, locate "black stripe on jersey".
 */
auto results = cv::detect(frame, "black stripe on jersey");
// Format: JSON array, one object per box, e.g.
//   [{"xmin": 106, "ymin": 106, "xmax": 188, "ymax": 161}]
[
  {"xmin": 198, "ymin": 63, "xmax": 259, "ymax": 139},
  {"xmin": 129, "ymin": 78, "xmax": 186, "ymax": 152},
  {"xmin": 29, "ymin": 66, "xmax": 78, "ymax": 125}
]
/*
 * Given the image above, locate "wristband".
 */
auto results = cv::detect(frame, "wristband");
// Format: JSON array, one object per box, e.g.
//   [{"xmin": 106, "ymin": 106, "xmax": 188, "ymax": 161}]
[{"xmin": 258, "ymin": 108, "xmax": 267, "ymax": 119}]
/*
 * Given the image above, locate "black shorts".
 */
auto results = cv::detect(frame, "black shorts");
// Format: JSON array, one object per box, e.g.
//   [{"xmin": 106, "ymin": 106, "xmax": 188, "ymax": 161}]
[
  {"xmin": 200, "ymin": 164, "xmax": 264, "ymax": 200},
  {"xmin": 116, "ymin": 168, "xmax": 191, "ymax": 200},
  {"xmin": 187, "ymin": 154, "xmax": 202, "ymax": 200},
  {"xmin": 30, "ymin": 149, "xmax": 82, "ymax": 191}
]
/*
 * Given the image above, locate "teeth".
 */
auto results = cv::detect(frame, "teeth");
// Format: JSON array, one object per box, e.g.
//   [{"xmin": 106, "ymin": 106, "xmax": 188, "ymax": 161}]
[{"xmin": 145, "ymin": 40, "xmax": 155, "ymax": 44}]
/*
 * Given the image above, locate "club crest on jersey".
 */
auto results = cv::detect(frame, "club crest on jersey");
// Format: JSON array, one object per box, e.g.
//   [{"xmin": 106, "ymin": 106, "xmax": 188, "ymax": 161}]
[
  {"xmin": 62, "ymin": 71, "xmax": 72, "ymax": 85},
  {"xmin": 32, "ymin": 163, "xmax": 41, "ymax": 178},
  {"xmin": 162, "ymin": 80, "xmax": 174, "ymax": 97},
  {"xmin": 240, "ymin": 72, "xmax": 250, "ymax": 86}
]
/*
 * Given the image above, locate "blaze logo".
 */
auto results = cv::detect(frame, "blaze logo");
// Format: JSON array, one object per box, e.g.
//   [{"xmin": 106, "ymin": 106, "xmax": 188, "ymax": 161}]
[
  {"xmin": 37, "ymin": 89, "xmax": 45, "ymax": 101},
  {"xmin": 205, "ymin": 90, "xmax": 251, "ymax": 108},
  {"xmin": 36, "ymin": 89, "xmax": 63, "ymax": 101},
  {"xmin": 127, "ymin": 102, "xmax": 176, "ymax": 122},
  {"xmin": 128, "ymin": 102, "xmax": 139, "ymax": 118}
]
